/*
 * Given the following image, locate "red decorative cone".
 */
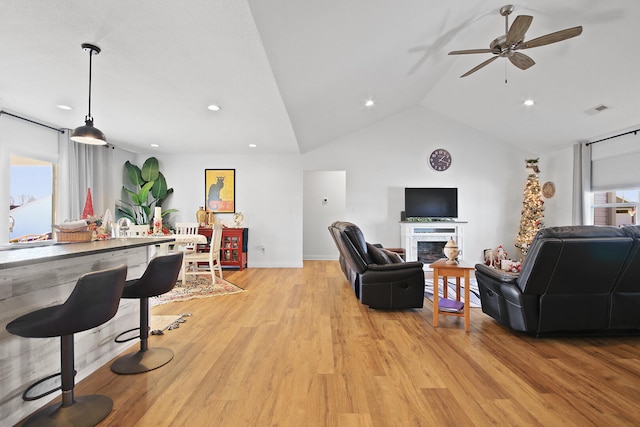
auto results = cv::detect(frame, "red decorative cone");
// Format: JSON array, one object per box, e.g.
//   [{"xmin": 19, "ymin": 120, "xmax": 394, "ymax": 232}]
[{"xmin": 81, "ymin": 188, "xmax": 95, "ymax": 219}]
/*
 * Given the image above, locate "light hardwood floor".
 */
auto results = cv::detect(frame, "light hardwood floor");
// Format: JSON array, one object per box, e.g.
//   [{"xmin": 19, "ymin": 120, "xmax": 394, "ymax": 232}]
[{"xmin": 20, "ymin": 261, "xmax": 640, "ymax": 426}]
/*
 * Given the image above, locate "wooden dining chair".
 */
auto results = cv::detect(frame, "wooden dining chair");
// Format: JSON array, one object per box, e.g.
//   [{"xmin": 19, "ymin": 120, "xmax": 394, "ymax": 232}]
[
  {"xmin": 181, "ymin": 224, "xmax": 223, "ymax": 284},
  {"xmin": 175, "ymin": 222, "xmax": 198, "ymax": 235},
  {"xmin": 175, "ymin": 222, "xmax": 199, "ymax": 251}
]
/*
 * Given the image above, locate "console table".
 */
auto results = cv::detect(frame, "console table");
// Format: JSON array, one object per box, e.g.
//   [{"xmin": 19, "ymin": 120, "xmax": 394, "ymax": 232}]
[{"xmin": 400, "ymin": 221, "xmax": 466, "ymax": 268}]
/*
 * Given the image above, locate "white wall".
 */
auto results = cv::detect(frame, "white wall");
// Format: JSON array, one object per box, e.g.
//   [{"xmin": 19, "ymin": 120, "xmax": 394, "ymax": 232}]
[
  {"xmin": 142, "ymin": 153, "xmax": 304, "ymax": 268},
  {"xmin": 538, "ymin": 145, "xmax": 574, "ymax": 227},
  {"xmin": 302, "ymin": 106, "xmax": 539, "ymax": 263}
]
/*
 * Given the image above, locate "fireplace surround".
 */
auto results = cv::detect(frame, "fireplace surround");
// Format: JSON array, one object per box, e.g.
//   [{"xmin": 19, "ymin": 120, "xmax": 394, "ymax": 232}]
[{"xmin": 400, "ymin": 221, "xmax": 466, "ymax": 269}]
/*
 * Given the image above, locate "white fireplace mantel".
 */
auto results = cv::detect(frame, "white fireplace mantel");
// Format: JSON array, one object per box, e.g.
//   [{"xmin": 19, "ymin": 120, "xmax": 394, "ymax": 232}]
[{"xmin": 400, "ymin": 221, "xmax": 466, "ymax": 269}]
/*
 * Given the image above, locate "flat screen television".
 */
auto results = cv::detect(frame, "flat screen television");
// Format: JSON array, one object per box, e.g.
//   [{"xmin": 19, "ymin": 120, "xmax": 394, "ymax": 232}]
[{"xmin": 404, "ymin": 187, "xmax": 458, "ymax": 219}]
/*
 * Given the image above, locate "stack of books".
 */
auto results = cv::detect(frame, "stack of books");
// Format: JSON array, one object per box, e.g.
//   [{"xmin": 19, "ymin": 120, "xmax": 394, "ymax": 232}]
[{"xmin": 438, "ymin": 297, "xmax": 464, "ymax": 313}]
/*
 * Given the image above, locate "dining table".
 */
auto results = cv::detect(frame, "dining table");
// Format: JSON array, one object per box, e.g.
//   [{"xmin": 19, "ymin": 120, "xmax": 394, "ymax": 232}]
[{"xmin": 172, "ymin": 233, "xmax": 207, "ymax": 245}]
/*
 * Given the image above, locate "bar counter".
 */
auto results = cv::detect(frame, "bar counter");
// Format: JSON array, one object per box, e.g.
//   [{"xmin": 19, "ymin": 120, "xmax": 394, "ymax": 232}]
[{"xmin": 0, "ymin": 237, "xmax": 173, "ymax": 426}]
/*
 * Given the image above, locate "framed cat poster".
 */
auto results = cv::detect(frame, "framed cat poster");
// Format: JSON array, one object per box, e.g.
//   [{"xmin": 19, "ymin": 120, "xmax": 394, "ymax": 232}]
[{"xmin": 204, "ymin": 169, "xmax": 235, "ymax": 213}]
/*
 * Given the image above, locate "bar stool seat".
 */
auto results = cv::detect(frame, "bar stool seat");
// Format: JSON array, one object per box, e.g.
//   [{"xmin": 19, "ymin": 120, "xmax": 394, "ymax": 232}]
[
  {"xmin": 111, "ymin": 252, "xmax": 183, "ymax": 374},
  {"xmin": 6, "ymin": 264, "xmax": 128, "ymax": 427}
]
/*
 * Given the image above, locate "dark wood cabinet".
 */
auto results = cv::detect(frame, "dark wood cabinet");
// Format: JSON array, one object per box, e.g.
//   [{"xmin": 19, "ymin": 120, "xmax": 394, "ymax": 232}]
[{"xmin": 198, "ymin": 227, "xmax": 248, "ymax": 270}]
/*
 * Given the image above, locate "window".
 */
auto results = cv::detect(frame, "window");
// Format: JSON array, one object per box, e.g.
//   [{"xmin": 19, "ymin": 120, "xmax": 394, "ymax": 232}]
[
  {"xmin": 592, "ymin": 189, "xmax": 638, "ymax": 227},
  {"xmin": 9, "ymin": 155, "xmax": 54, "ymax": 240}
]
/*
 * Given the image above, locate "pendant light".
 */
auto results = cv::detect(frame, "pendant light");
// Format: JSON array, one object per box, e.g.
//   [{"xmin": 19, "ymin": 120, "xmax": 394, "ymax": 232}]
[{"xmin": 71, "ymin": 43, "xmax": 106, "ymax": 145}]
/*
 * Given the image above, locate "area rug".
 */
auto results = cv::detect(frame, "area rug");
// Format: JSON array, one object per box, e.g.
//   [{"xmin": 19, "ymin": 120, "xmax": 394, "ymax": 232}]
[
  {"xmin": 150, "ymin": 276, "xmax": 245, "ymax": 306},
  {"xmin": 425, "ymin": 278, "xmax": 481, "ymax": 308},
  {"xmin": 150, "ymin": 314, "xmax": 186, "ymax": 332}
]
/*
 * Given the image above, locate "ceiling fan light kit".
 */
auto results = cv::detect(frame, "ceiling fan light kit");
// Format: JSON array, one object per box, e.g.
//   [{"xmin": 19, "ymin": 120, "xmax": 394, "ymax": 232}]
[
  {"xmin": 449, "ymin": 4, "xmax": 583, "ymax": 78},
  {"xmin": 71, "ymin": 43, "xmax": 107, "ymax": 145}
]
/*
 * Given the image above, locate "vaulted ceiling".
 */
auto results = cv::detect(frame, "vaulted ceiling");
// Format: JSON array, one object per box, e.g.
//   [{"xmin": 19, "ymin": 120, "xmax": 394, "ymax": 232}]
[{"xmin": 1, "ymin": 1, "xmax": 637, "ymax": 155}]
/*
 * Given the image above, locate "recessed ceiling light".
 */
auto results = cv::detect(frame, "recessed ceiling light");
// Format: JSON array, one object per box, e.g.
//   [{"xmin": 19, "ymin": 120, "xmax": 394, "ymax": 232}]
[
  {"xmin": 365, "ymin": 99, "xmax": 375, "ymax": 108},
  {"xmin": 523, "ymin": 99, "xmax": 535, "ymax": 106},
  {"xmin": 249, "ymin": 144, "xmax": 257, "ymax": 148},
  {"xmin": 150, "ymin": 143, "xmax": 159, "ymax": 148},
  {"xmin": 57, "ymin": 104, "xmax": 72, "ymax": 110},
  {"xmin": 207, "ymin": 104, "xmax": 221, "ymax": 111}
]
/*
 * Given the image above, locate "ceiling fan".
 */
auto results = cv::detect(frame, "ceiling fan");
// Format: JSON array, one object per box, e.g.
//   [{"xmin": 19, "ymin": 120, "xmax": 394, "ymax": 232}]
[{"xmin": 448, "ymin": 4, "xmax": 582, "ymax": 78}]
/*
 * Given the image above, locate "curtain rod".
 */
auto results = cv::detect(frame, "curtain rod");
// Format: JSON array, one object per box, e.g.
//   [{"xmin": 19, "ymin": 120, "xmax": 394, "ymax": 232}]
[
  {"xmin": 0, "ymin": 110, "xmax": 65, "ymax": 134},
  {"xmin": 586, "ymin": 128, "xmax": 640, "ymax": 146}
]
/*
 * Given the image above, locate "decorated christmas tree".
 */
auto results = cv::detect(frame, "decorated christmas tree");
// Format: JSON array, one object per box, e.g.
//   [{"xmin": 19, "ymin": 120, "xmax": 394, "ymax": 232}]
[{"xmin": 515, "ymin": 159, "xmax": 544, "ymax": 256}]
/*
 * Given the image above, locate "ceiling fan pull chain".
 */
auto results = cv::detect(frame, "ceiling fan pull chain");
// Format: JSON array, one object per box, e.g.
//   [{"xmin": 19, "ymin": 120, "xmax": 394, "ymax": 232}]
[{"xmin": 504, "ymin": 59, "xmax": 508, "ymax": 84}]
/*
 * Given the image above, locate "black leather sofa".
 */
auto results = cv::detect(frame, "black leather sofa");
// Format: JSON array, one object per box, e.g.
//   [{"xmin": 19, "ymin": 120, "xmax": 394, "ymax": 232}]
[
  {"xmin": 328, "ymin": 221, "xmax": 425, "ymax": 309},
  {"xmin": 476, "ymin": 225, "xmax": 640, "ymax": 336}
]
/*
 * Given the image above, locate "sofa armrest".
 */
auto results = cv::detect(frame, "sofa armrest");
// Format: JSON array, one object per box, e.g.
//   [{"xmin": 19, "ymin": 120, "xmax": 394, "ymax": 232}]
[{"xmin": 475, "ymin": 263, "xmax": 519, "ymax": 284}]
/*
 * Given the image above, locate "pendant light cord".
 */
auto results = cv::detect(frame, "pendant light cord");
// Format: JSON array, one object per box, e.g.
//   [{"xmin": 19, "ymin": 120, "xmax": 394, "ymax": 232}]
[{"xmin": 87, "ymin": 47, "xmax": 93, "ymax": 121}]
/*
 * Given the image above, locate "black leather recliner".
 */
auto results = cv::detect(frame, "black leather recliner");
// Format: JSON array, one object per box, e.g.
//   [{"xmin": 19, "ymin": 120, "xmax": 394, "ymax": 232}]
[
  {"xmin": 476, "ymin": 225, "xmax": 640, "ymax": 336},
  {"xmin": 328, "ymin": 221, "xmax": 424, "ymax": 309}
]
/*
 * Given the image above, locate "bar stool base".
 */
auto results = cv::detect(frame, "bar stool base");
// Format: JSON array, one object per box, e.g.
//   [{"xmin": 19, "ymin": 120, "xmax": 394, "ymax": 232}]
[
  {"xmin": 110, "ymin": 347, "xmax": 174, "ymax": 374},
  {"xmin": 22, "ymin": 394, "xmax": 112, "ymax": 427}
]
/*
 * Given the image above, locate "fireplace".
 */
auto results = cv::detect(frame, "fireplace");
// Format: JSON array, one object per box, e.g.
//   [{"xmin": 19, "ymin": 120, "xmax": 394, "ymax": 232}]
[{"xmin": 417, "ymin": 241, "xmax": 447, "ymax": 264}]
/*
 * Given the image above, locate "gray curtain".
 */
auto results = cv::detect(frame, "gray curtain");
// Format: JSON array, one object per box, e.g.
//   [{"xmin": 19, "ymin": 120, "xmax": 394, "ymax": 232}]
[
  {"xmin": 572, "ymin": 142, "xmax": 592, "ymax": 225},
  {"xmin": 58, "ymin": 130, "xmax": 113, "ymax": 221}
]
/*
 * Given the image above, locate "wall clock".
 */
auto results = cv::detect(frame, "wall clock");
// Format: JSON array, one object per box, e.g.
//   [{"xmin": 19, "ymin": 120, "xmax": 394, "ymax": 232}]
[{"xmin": 429, "ymin": 148, "xmax": 452, "ymax": 171}]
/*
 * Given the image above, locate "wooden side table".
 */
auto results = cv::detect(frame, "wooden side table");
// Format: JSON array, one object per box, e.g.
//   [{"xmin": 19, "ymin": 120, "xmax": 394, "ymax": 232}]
[{"xmin": 429, "ymin": 258, "xmax": 475, "ymax": 332}]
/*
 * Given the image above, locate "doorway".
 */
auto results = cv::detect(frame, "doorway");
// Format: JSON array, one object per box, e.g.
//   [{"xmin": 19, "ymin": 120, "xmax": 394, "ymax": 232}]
[{"xmin": 303, "ymin": 170, "xmax": 346, "ymax": 260}]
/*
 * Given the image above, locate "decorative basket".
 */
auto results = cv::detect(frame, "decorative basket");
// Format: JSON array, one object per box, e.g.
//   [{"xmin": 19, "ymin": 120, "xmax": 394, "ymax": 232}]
[{"xmin": 56, "ymin": 230, "xmax": 93, "ymax": 243}]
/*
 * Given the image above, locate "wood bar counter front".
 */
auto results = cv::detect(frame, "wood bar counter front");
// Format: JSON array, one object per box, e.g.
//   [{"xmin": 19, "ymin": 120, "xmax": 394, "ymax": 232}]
[{"xmin": 0, "ymin": 237, "xmax": 173, "ymax": 427}]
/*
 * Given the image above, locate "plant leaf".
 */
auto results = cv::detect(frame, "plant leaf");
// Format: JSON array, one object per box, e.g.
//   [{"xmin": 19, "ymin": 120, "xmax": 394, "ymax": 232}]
[
  {"xmin": 138, "ymin": 181, "xmax": 154, "ymax": 206},
  {"xmin": 151, "ymin": 172, "xmax": 168, "ymax": 200},
  {"xmin": 123, "ymin": 187, "xmax": 141, "ymax": 205},
  {"xmin": 140, "ymin": 205, "xmax": 151, "ymax": 225},
  {"xmin": 124, "ymin": 161, "xmax": 143, "ymax": 187},
  {"xmin": 116, "ymin": 207, "xmax": 136, "ymax": 222},
  {"xmin": 141, "ymin": 157, "xmax": 160, "ymax": 182}
]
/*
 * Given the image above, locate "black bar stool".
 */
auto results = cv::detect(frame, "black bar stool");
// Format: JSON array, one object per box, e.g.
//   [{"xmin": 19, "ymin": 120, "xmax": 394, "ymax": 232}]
[
  {"xmin": 111, "ymin": 252, "xmax": 184, "ymax": 374},
  {"xmin": 6, "ymin": 264, "xmax": 128, "ymax": 427}
]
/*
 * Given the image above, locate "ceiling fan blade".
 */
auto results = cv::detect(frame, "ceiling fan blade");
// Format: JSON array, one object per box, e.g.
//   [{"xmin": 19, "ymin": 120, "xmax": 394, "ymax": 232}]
[
  {"xmin": 506, "ymin": 15, "xmax": 533, "ymax": 45},
  {"xmin": 448, "ymin": 49, "xmax": 494, "ymax": 55},
  {"xmin": 508, "ymin": 52, "xmax": 535, "ymax": 70},
  {"xmin": 460, "ymin": 56, "xmax": 499, "ymax": 78},
  {"xmin": 520, "ymin": 26, "xmax": 583, "ymax": 49}
]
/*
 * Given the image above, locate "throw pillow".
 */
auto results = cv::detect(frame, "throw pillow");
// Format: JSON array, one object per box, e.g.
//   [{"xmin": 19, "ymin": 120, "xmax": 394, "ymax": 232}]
[
  {"xmin": 367, "ymin": 243, "xmax": 392, "ymax": 265},
  {"xmin": 383, "ymin": 249, "xmax": 404, "ymax": 263}
]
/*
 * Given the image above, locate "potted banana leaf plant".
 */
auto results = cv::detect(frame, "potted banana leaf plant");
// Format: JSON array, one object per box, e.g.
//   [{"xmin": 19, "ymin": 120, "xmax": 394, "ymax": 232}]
[{"xmin": 117, "ymin": 157, "xmax": 177, "ymax": 226}]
